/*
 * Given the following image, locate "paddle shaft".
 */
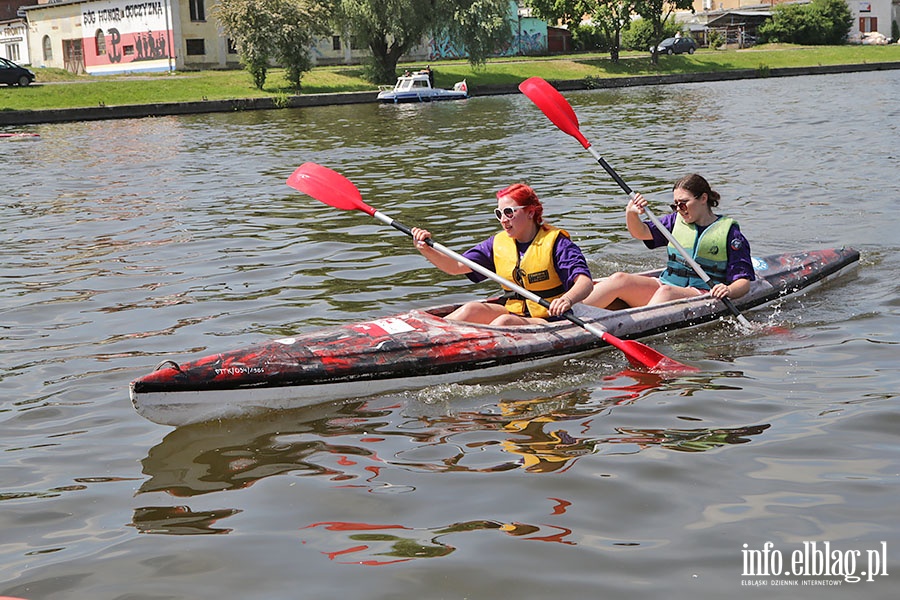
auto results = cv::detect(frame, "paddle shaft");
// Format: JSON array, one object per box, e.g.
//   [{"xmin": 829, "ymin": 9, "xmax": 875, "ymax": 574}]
[
  {"xmin": 373, "ymin": 211, "xmax": 610, "ymax": 339},
  {"xmin": 287, "ymin": 161, "xmax": 696, "ymax": 372},
  {"xmin": 585, "ymin": 146, "xmax": 753, "ymax": 328}
]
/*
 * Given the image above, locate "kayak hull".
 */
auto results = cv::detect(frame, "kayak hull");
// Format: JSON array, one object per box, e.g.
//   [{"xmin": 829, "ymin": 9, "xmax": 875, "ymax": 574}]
[{"xmin": 131, "ymin": 248, "xmax": 859, "ymax": 426}]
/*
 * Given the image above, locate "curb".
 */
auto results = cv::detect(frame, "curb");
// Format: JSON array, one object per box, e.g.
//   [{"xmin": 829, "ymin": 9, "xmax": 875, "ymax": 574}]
[{"xmin": 2, "ymin": 62, "xmax": 898, "ymax": 126}]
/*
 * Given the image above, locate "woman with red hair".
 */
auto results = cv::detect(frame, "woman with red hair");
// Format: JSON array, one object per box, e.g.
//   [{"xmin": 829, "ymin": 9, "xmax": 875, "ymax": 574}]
[{"xmin": 412, "ymin": 183, "xmax": 594, "ymax": 326}]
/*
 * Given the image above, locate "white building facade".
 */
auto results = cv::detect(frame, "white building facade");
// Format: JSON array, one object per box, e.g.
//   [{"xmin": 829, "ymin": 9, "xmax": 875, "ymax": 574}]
[
  {"xmin": 23, "ymin": 0, "xmax": 238, "ymax": 74},
  {"xmin": 1, "ymin": 19, "xmax": 29, "ymax": 63},
  {"xmin": 688, "ymin": 0, "xmax": 896, "ymax": 42},
  {"xmin": 848, "ymin": 0, "xmax": 895, "ymax": 42}
]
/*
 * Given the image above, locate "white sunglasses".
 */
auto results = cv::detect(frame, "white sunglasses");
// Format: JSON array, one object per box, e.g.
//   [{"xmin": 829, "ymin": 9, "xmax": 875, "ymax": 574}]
[{"xmin": 494, "ymin": 206, "xmax": 525, "ymax": 221}]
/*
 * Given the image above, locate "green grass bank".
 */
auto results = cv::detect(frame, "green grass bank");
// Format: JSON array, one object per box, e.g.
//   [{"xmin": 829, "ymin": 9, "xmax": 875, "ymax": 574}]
[{"xmin": 2, "ymin": 44, "xmax": 899, "ymax": 114}]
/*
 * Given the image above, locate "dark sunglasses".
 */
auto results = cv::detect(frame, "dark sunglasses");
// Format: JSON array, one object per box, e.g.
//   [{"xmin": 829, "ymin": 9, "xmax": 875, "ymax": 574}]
[
  {"xmin": 670, "ymin": 197, "xmax": 694, "ymax": 212},
  {"xmin": 494, "ymin": 206, "xmax": 525, "ymax": 221}
]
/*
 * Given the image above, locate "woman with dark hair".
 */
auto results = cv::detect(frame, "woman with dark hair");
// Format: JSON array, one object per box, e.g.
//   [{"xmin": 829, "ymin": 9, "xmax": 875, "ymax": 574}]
[
  {"xmin": 583, "ymin": 174, "xmax": 754, "ymax": 309},
  {"xmin": 411, "ymin": 183, "xmax": 594, "ymax": 326}
]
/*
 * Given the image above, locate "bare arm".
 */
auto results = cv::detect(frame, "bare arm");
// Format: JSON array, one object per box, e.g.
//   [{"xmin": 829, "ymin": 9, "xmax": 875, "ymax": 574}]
[
  {"xmin": 411, "ymin": 227, "xmax": 472, "ymax": 275},
  {"xmin": 625, "ymin": 193, "xmax": 653, "ymax": 241},
  {"xmin": 548, "ymin": 273, "xmax": 594, "ymax": 317},
  {"xmin": 710, "ymin": 278, "xmax": 751, "ymax": 300}
]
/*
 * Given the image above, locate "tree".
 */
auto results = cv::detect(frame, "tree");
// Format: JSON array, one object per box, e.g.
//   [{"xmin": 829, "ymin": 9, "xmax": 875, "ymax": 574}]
[
  {"xmin": 523, "ymin": 0, "xmax": 586, "ymax": 29},
  {"xmin": 274, "ymin": 1, "xmax": 332, "ymax": 88},
  {"xmin": 634, "ymin": 0, "xmax": 694, "ymax": 64},
  {"xmin": 758, "ymin": 0, "xmax": 852, "ymax": 45},
  {"xmin": 593, "ymin": 0, "xmax": 638, "ymax": 62},
  {"xmin": 525, "ymin": 0, "xmax": 635, "ymax": 63},
  {"xmin": 216, "ymin": 0, "xmax": 274, "ymax": 89},
  {"xmin": 569, "ymin": 23, "xmax": 612, "ymax": 53},
  {"xmin": 216, "ymin": 0, "xmax": 329, "ymax": 90},
  {"xmin": 333, "ymin": 0, "xmax": 513, "ymax": 84},
  {"xmin": 621, "ymin": 15, "xmax": 680, "ymax": 51}
]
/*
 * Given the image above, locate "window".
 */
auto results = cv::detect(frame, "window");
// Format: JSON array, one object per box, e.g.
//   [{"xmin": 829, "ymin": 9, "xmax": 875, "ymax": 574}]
[
  {"xmin": 95, "ymin": 29, "xmax": 106, "ymax": 56},
  {"xmin": 186, "ymin": 39, "xmax": 206, "ymax": 55},
  {"xmin": 332, "ymin": 36, "xmax": 341, "ymax": 51},
  {"xmin": 859, "ymin": 17, "xmax": 877, "ymax": 33},
  {"xmin": 43, "ymin": 35, "xmax": 53, "ymax": 61},
  {"xmin": 227, "ymin": 39, "xmax": 238, "ymax": 54},
  {"xmin": 5, "ymin": 44, "xmax": 20, "ymax": 62},
  {"xmin": 189, "ymin": 0, "xmax": 206, "ymax": 22}
]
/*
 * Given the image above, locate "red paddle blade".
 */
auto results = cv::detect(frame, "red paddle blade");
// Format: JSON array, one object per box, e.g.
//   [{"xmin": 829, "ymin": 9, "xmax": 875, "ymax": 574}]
[
  {"xmin": 286, "ymin": 163, "xmax": 375, "ymax": 215},
  {"xmin": 518, "ymin": 77, "xmax": 591, "ymax": 149},
  {"xmin": 604, "ymin": 334, "xmax": 699, "ymax": 374}
]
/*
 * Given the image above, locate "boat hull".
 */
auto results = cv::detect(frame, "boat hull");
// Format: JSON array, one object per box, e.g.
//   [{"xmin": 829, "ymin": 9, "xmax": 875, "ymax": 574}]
[
  {"xmin": 131, "ymin": 248, "xmax": 859, "ymax": 426},
  {"xmin": 377, "ymin": 90, "xmax": 467, "ymax": 103},
  {"xmin": 0, "ymin": 133, "xmax": 40, "ymax": 141}
]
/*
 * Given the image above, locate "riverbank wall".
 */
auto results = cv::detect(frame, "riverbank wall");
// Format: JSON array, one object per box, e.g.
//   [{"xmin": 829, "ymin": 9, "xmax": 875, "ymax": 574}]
[{"xmin": 3, "ymin": 61, "xmax": 899, "ymax": 126}]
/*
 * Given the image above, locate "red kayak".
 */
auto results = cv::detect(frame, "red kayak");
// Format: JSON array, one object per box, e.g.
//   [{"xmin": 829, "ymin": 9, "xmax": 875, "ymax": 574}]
[{"xmin": 131, "ymin": 247, "xmax": 859, "ymax": 426}]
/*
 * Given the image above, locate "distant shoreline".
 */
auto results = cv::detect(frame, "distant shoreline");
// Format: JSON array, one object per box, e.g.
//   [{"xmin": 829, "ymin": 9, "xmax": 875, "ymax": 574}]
[{"xmin": 3, "ymin": 61, "xmax": 899, "ymax": 126}]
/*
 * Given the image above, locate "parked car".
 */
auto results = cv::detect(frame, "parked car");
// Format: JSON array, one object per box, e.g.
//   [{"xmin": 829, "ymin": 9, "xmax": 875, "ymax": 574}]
[
  {"xmin": 0, "ymin": 57, "xmax": 35, "ymax": 86},
  {"xmin": 653, "ymin": 37, "xmax": 697, "ymax": 55}
]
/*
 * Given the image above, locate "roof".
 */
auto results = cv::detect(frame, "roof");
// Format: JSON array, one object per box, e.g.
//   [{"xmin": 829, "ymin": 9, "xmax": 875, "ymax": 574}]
[
  {"xmin": 706, "ymin": 11, "xmax": 772, "ymax": 28},
  {"xmin": 20, "ymin": 0, "xmax": 94, "ymax": 13}
]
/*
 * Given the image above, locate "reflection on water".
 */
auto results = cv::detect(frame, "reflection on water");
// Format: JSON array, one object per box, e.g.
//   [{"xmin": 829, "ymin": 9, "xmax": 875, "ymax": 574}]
[
  {"xmin": 130, "ymin": 506, "xmax": 241, "ymax": 535},
  {"xmin": 136, "ymin": 369, "xmax": 771, "ymax": 551},
  {"xmin": 300, "ymin": 499, "xmax": 575, "ymax": 566},
  {"xmin": 3, "ymin": 70, "xmax": 898, "ymax": 598}
]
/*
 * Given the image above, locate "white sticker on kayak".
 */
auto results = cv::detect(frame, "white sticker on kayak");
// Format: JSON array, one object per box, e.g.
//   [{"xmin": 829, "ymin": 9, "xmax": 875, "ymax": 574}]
[
  {"xmin": 752, "ymin": 256, "xmax": 768, "ymax": 271},
  {"xmin": 352, "ymin": 318, "xmax": 415, "ymax": 336},
  {"xmin": 275, "ymin": 338, "xmax": 297, "ymax": 345}
]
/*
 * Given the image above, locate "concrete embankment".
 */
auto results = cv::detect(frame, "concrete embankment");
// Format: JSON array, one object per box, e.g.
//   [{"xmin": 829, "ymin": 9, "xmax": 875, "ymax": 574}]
[{"xmin": 2, "ymin": 61, "xmax": 898, "ymax": 126}]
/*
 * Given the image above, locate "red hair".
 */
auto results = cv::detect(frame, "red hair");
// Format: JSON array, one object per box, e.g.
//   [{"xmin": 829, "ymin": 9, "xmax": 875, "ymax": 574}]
[{"xmin": 496, "ymin": 183, "xmax": 543, "ymax": 224}]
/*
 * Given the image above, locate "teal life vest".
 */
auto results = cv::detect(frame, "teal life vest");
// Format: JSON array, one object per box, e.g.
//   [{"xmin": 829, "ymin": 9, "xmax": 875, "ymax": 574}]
[{"xmin": 658, "ymin": 215, "xmax": 736, "ymax": 290}]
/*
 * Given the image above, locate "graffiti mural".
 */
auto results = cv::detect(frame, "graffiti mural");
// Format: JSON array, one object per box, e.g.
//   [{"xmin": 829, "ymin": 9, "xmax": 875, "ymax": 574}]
[
  {"xmin": 427, "ymin": 17, "xmax": 548, "ymax": 60},
  {"xmin": 516, "ymin": 30, "xmax": 546, "ymax": 55},
  {"xmin": 81, "ymin": 0, "xmax": 174, "ymax": 74}
]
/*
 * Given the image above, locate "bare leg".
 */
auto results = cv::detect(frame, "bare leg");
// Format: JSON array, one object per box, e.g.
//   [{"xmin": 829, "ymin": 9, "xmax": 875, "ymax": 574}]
[
  {"xmin": 583, "ymin": 272, "xmax": 664, "ymax": 309},
  {"xmin": 445, "ymin": 301, "xmax": 510, "ymax": 324},
  {"xmin": 490, "ymin": 313, "xmax": 546, "ymax": 326},
  {"xmin": 647, "ymin": 284, "xmax": 702, "ymax": 305}
]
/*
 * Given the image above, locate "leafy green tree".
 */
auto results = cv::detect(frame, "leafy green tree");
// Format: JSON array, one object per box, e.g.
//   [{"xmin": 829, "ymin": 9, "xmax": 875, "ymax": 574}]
[
  {"xmin": 634, "ymin": 0, "xmax": 694, "ymax": 64},
  {"xmin": 215, "ymin": 0, "xmax": 329, "ymax": 90},
  {"xmin": 593, "ymin": 0, "xmax": 638, "ymax": 62},
  {"xmin": 620, "ymin": 16, "xmax": 680, "ymax": 51},
  {"xmin": 570, "ymin": 23, "xmax": 612, "ymax": 52},
  {"xmin": 274, "ymin": 1, "xmax": 332, "ymax": 89},
  {"xmin": 525, "ymin": 0, "xmax": 634, "ymax": 63},
  {"xmin": 758, "ymin": 0, "xmax": 852, "ymax": 45},
  {"xmin": 523, "ymin": 0, "xmax": 585, "ymax": 28},
  {"xmin": 216, "ymin": 0, "xmax": 274, "ymax": 89},
  {"xmin": 333, "ymin": 0, "xmax": 513, "ymax": 84}
]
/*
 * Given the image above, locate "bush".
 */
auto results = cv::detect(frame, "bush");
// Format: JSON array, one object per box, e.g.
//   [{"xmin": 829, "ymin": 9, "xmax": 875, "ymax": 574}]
[
  {"xmin": 621, "ymin": 18, "xmax": 683, "ymax": 52},
  {"xmin": 758, "ymin": 0, "xmax": 853, "ymax": 45},
  {"xmin": 570, "ymin": 24, "xmax": 612, "ymax": 53}
]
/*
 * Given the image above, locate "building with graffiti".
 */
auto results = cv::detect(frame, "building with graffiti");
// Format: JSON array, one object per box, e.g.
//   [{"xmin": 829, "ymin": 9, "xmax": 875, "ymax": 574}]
[
  {"xmin": 20, "ymin": 0, "xmax": 550, "ymax": 75},
  {"xmin": 22, "ymin": 0, "xmax": 235, "ymax": 74}
]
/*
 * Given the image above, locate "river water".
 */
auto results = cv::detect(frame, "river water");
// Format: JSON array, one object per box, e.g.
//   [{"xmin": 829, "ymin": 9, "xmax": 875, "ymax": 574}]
[{"xmin": 2, "ymin": 69, "xmax": 898, "ymax": 599}]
